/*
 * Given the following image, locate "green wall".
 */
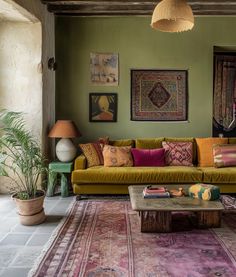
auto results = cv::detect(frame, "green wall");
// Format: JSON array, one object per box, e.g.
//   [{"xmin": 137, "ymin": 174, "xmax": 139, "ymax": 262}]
[{"xmin": 56, "ymin": 16, "xmax": 236, "ymax": 141}]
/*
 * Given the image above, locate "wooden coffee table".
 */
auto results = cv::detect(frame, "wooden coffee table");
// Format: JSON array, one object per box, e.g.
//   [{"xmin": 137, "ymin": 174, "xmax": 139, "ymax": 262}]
[{"xmin": 128, "ymin": 186, "xmax": 224, "ymax": 233}]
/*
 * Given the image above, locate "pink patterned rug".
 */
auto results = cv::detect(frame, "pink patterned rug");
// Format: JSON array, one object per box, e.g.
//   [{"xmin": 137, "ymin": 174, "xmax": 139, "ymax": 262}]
[{"xmin": 29, "ymin": 200, "xmax": 236, "ymax": 277}]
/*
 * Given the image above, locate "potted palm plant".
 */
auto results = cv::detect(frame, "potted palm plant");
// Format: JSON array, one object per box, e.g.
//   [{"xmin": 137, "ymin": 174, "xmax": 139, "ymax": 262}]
[{"xmin": 0, "ymin": 110, "xmax": 47, "ymax": 225}]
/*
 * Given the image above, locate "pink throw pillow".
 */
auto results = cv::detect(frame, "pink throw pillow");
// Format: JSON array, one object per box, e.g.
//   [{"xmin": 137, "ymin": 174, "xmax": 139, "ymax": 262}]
[
  {"xmin": 131, "ymin": 148, "xmax": 165, "ymax": 167},
  {"xmin": 162, "ymin": 141, "xmax": 193, "ymax": 166}
]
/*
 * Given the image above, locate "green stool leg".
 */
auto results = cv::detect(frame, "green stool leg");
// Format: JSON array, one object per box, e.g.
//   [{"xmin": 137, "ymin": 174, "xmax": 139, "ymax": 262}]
[
  {"xmin": 60, "ymin": 173, "xmax": 69, "ymax": 197},
  {"xmin": 46, "ymin": 171, "xmax": 58, "ymax": 197}
]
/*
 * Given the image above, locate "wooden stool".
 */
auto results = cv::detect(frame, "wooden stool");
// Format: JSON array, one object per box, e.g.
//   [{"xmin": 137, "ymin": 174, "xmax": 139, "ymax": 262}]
[{"xmin": 46, "ymin": 162, "xmax": 73, "ymax": 197}]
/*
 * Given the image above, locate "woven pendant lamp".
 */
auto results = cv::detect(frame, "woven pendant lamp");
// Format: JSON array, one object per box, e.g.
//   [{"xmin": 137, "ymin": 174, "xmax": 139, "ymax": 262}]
[{"xmin": 151, "ymin": 0, "xmax": 194, "ymax": 33}]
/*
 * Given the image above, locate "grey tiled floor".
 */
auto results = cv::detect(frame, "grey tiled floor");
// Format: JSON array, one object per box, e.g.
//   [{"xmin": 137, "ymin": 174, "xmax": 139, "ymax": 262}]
[{"xmin": 0, "ymin": 194, "xmax": 74, "ymax": 277}]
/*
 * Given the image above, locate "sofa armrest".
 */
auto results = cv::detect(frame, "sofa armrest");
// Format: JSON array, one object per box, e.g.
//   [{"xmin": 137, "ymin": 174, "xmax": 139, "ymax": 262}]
[{"xmin": 74, "ymin": 154, "xmax": 87, "ymax": 170}]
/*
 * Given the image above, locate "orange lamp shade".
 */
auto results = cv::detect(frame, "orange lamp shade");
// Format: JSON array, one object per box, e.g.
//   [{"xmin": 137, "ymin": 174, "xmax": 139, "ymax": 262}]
[{"xmin": 48, "ymin": 120, "xmax": 81, "ymax": 138}]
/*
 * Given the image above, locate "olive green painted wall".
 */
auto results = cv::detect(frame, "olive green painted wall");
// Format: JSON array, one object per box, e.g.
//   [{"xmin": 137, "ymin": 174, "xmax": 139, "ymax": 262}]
[{"xmin": 56, "ymin": 16, "xmax": 236, "ymax": 141}]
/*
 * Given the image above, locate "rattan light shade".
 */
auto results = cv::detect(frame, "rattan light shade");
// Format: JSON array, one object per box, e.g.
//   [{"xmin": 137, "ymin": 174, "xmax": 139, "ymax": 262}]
[{"xmin": 151, "ymin": 0, "xmax": 194, "ymax": 33}]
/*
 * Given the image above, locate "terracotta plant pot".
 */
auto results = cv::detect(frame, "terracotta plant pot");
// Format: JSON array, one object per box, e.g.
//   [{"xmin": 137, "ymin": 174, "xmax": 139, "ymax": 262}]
[{"xmin": 12, "ymin": 190, "xmax": 46, "ymax": 226}]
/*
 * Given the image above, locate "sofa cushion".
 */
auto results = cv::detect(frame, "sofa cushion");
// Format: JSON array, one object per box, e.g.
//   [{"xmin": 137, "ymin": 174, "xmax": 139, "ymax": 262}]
[
  {"xmin": 131, "ymin": 148, "xmax": 165, "ymax": 167},
  {"xmin": 79, "ymin": 143, "xmax": 104, "ymax": 168},
  {"xmin": 200, "ymin": 167, "xmax": 236, "ymax": 184},
  {"xmin": 103, "ymin": 145, "xmax": 133, "ymax": 167},
  {"xmin": 72, "ymin": 166, "xmax": 203, "ymax": 184},
  {"xmin": 109, "ymin": 139, "xmax": 134, "ymax": 147},
  {"xmin": 165, "ymin": 137, "xmax": 197, "ymax": 164},
  {"xmin": 229, "ymin": 138, "xmax": 236, "ymax": 144},
  {"xmin": 162, "ymin": 141, "xmax": 193, "ymax": 166},
  {"xmin": 213, "ymin": 144, "xmax": 236, "ymax": 168},
  {"xmin": 196, "ymin": 138, "xmax": 228, "ymax": 167},
  {"xmin": 135, "ymin": 138, "xmax": 164, "ymax": 149}
]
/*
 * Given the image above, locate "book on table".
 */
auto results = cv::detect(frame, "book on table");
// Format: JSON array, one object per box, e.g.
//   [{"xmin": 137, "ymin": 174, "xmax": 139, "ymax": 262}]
[{"xmin": 143, "ymin": 186, "xmax": 170, "ymax": 198}]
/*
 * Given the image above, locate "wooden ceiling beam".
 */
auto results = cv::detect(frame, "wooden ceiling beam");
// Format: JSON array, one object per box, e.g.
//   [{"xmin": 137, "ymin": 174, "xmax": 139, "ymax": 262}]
[{"xmin": 42, "ymin": 0, "xmax": 236, "ymax": 16}]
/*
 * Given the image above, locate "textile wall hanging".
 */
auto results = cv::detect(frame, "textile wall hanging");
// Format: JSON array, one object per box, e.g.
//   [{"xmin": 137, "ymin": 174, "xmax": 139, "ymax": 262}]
[
  {"xmin": 213, "ymin": 54, "xmax": 236, "ymax": 137},
  {"xmin": 131, "ymin": 69, "xmax": 188, "ymax": 121}
]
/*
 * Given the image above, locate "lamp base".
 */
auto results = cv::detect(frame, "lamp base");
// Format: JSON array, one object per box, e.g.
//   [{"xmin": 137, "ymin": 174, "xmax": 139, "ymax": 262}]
[{"xmin": 56, "ymin": 138, "xmax": 77, "ymax": 162}]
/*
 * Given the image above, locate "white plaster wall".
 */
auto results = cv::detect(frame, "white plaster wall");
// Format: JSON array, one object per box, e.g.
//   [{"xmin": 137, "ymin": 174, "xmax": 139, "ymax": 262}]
[
  {"xmin": 14, "ymin": 0, "xmax": 56, "ymax": 158},
  {"xmin": 0, "ymin": 21, "xmax": 42, "ymax": 193}
]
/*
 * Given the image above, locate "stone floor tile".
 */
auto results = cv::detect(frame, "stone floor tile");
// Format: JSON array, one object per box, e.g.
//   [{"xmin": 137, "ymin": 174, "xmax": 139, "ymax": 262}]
[
  {"xmin": 0, "ymin": 234, "xmax": 32, "ymax": 246},
  {"xmin": 0, "ymin": 267, "xmax": 30, "ymax": 277},
  {"xmin": 10, "ymin": 246, "xmax": 42, "ymax": 267},
  {"xmin": 0, "ymin": 247, "xmax": 20, "ymax": 267},
  {"xmin": 26, "ymin": 233, "xmax": 51, "ymax": 246},
  {"xmin": 11, "ymin": 224, "xmax": 38, "ymax": 234}
]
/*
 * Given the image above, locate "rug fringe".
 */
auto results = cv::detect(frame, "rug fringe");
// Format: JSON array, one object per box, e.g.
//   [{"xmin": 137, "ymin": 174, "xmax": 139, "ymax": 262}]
[{"xmin": 27, "ymin": 197, "xmax": 76, "ymax": 277}]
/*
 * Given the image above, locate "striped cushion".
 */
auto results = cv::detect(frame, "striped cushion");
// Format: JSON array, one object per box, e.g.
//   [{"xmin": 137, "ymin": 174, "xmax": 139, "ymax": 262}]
[
  {"xmin": 79, "ymin": 143, "xmax": 104, "ymax": 168},
  {"xmin": 213, "ymin": 144, "xmax": 236, "ymax": 168}
]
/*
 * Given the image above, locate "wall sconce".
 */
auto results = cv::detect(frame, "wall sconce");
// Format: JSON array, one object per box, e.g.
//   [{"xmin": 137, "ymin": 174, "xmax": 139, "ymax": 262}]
[{"xmin": 48, "ymin": 57, "xmax": 57, "ymax": 71}]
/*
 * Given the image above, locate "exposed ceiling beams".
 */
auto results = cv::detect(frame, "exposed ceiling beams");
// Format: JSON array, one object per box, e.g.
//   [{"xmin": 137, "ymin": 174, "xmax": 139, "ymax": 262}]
[{"xmin": 41, "ymin": 0, "xmax": 236, "ymax": 16}]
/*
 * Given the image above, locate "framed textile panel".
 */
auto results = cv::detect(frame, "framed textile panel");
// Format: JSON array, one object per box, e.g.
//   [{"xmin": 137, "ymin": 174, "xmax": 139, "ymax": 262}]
[
  {"xmin": 90, "ymin": 53, "xmax": 119, "ymax": 86},
  {"xmin": 89, "ymin": 93, "xmax": 117, "ymax": 122},
  {"xmin": 131, "ymin": 69, "xmax": 188, "ymax": 121}
]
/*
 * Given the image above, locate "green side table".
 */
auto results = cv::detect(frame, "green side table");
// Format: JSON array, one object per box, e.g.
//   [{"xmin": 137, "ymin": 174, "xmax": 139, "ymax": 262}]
[{"xmin": 46, "ymin": 162, "xmax": 73, "ymax": 197}]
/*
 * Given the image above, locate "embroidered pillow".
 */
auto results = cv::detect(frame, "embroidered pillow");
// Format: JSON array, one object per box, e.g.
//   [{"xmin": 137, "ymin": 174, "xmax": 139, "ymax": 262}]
[
  {"xmin": 103, "ymin": 145, "xmax": 133, "ymax": 167},
  {"xmin": 79, "ymin": 143, "xmax": 104, "ymax": 168},
  {"xmin": 162, "ymin": 142, "xmax": 193, "ymax": 166},
  {"xmin": 213, "ymin": 144, "xmax": 236, "ymax": 168},
  {"xmin": 196, "ymin": 138, "xmax": 228, "ymax": 167},
  {"xmin": 131, "ymin": 148, "xmax": 165, "ymax": 167},
  {"xmin": 98, "ymin": 136, "xmax": 109, "ymax": 145}
]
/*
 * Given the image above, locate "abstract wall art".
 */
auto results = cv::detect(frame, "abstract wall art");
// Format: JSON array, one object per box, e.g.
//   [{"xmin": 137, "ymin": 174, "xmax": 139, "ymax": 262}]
[
  {"xmin": 89, "ymin": 93, "xmax": 117, "ymax": 122},
  {"xmin": 90, "ymin": 53, "xmax": 119, "ymax": 86}
]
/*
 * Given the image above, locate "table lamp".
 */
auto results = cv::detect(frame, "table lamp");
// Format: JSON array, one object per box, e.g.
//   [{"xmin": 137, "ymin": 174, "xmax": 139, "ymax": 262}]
[{"xmin": 49, "ymin": 120, "xmax": 81, "ymax": 162}]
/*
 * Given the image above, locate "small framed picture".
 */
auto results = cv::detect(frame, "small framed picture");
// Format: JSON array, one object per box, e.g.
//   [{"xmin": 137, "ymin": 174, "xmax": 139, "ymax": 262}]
[{"xmin": 89, "ymin": 93, "xmax": 117, "ymax": 122}]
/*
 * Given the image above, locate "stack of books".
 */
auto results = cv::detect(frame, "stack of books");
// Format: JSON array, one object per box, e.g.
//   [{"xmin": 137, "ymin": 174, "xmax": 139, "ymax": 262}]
[{"xmin": 143, "ymin": 186, "xmax": 170, "ymax": 198}]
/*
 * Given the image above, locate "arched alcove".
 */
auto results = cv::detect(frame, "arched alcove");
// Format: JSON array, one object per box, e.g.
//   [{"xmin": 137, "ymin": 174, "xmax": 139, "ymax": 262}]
[{"xmin": 0, "ymin": 0, "xmax": 42, "ymax": 193}]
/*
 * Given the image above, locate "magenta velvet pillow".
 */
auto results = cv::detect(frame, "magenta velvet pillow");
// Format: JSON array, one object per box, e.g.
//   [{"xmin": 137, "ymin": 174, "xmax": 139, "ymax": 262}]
[{"xmin": 131, "ymin": 148, "xmax": 165, "ymax": 167}]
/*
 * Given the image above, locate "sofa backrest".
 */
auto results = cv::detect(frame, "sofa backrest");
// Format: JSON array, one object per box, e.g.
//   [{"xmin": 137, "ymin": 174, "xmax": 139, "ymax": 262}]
[
  {"xmin": 109, "ymin": 139, "xmax": 135, "ymax": 147},
  {"xmin": 229, "ymin": 138, "xmax": 236, "ymax": 144}
]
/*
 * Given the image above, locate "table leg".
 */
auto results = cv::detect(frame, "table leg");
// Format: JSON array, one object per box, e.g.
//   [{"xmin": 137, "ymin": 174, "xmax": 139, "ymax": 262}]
[
  {"xmin": 46, "ymin": 171, "xmax": 58, "ymax": 197},
  {"xmin": 60, "ymin": 173, "xmax": 69, "ymax": 197},
  {"xmin": 140, "ymin": 211, "xmax": 172, "ymax": 233},
  {"xmin": 197, "ymin": 211, "xmax": 221, "ymax": 228}
]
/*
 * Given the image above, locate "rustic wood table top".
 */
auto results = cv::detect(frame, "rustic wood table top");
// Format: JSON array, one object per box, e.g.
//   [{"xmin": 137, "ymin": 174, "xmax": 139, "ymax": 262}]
[{"xmin": 128, "ymin": 186, "xmax": 224, "ymax": 212}]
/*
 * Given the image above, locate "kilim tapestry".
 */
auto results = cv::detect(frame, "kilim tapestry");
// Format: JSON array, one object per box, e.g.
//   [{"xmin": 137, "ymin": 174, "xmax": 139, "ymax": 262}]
[
  {"xmin": 29, "ymin": 200, "xmax": 236, "ymax": 277},
  {"xmin": 131, "ymin": 69, "xmax": 188, "ymax": 121}
]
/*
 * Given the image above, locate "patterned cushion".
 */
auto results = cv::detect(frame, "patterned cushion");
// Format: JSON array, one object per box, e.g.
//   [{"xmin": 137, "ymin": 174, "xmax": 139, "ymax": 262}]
[
  {"xmin": 131, "ymin": 148, "xmax": 165, "ymax": 167},
  {"xmin": 165, "ymin": 137, "xmax": 197, "ymax": 164},
  {"xmin": 98, "ymin": 136, "xmax": 109, "ymax": 145},
  {"xmin": 162, "ymin": 141, "xmax": 193, "ymax": 166},
  {"xmin": 213, "ymin": 144, "xmax": 236, "ymax": 168},
  {"xmin": 189, "ymin": 184, "xmax": 220, "ymax": 201},
  {"xmin": 103, "ymin": 145, "xmax": 133, "ymax": 167},
  {"xmin": 196, "ymin": 138, "xmax": 228, "ymax": 167},
  {"xmin": 79, "ymin": 143, "xmax": 104, "ymax": 168}
]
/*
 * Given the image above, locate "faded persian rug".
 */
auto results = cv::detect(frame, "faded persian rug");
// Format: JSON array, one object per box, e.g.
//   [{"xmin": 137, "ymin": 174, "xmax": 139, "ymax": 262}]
[{"xmin": 29, "ymin": 200, "xmax": 236, "ymax": 277}]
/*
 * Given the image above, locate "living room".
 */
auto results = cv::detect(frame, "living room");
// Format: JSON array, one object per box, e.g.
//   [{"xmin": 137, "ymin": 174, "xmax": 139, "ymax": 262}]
[{"xmin": 0, "ymin": 0, "xmax": 236, "ymax": 276}]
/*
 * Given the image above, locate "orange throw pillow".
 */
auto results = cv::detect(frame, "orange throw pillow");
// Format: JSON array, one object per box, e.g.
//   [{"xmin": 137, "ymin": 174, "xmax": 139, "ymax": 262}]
[
  {"xmin": 103, "ymin": 145, "xmax": 133, "ymax": 167},
  {"xmin": 196, "ymin": 138, "xmax": 228, "ymax": 167}
]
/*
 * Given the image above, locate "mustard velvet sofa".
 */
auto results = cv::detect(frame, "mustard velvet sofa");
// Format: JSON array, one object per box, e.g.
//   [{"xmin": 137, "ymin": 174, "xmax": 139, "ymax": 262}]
[{"xmin": 72, "ymin": 137, "xmax": 236, "ymax": 195}]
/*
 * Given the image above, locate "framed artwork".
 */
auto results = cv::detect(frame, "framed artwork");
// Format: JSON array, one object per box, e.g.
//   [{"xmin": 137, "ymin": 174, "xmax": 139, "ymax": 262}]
[
  {"xmin": 90, "ymin": 53, "xmax": 119, "ymax": 86},
  {"xmin": 131, "ymin": 69, "xmax": 188, "ymax": 121},
  {"xmin": 89, "ymin": 93, "xmax": 117, "ymax": 122}
]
